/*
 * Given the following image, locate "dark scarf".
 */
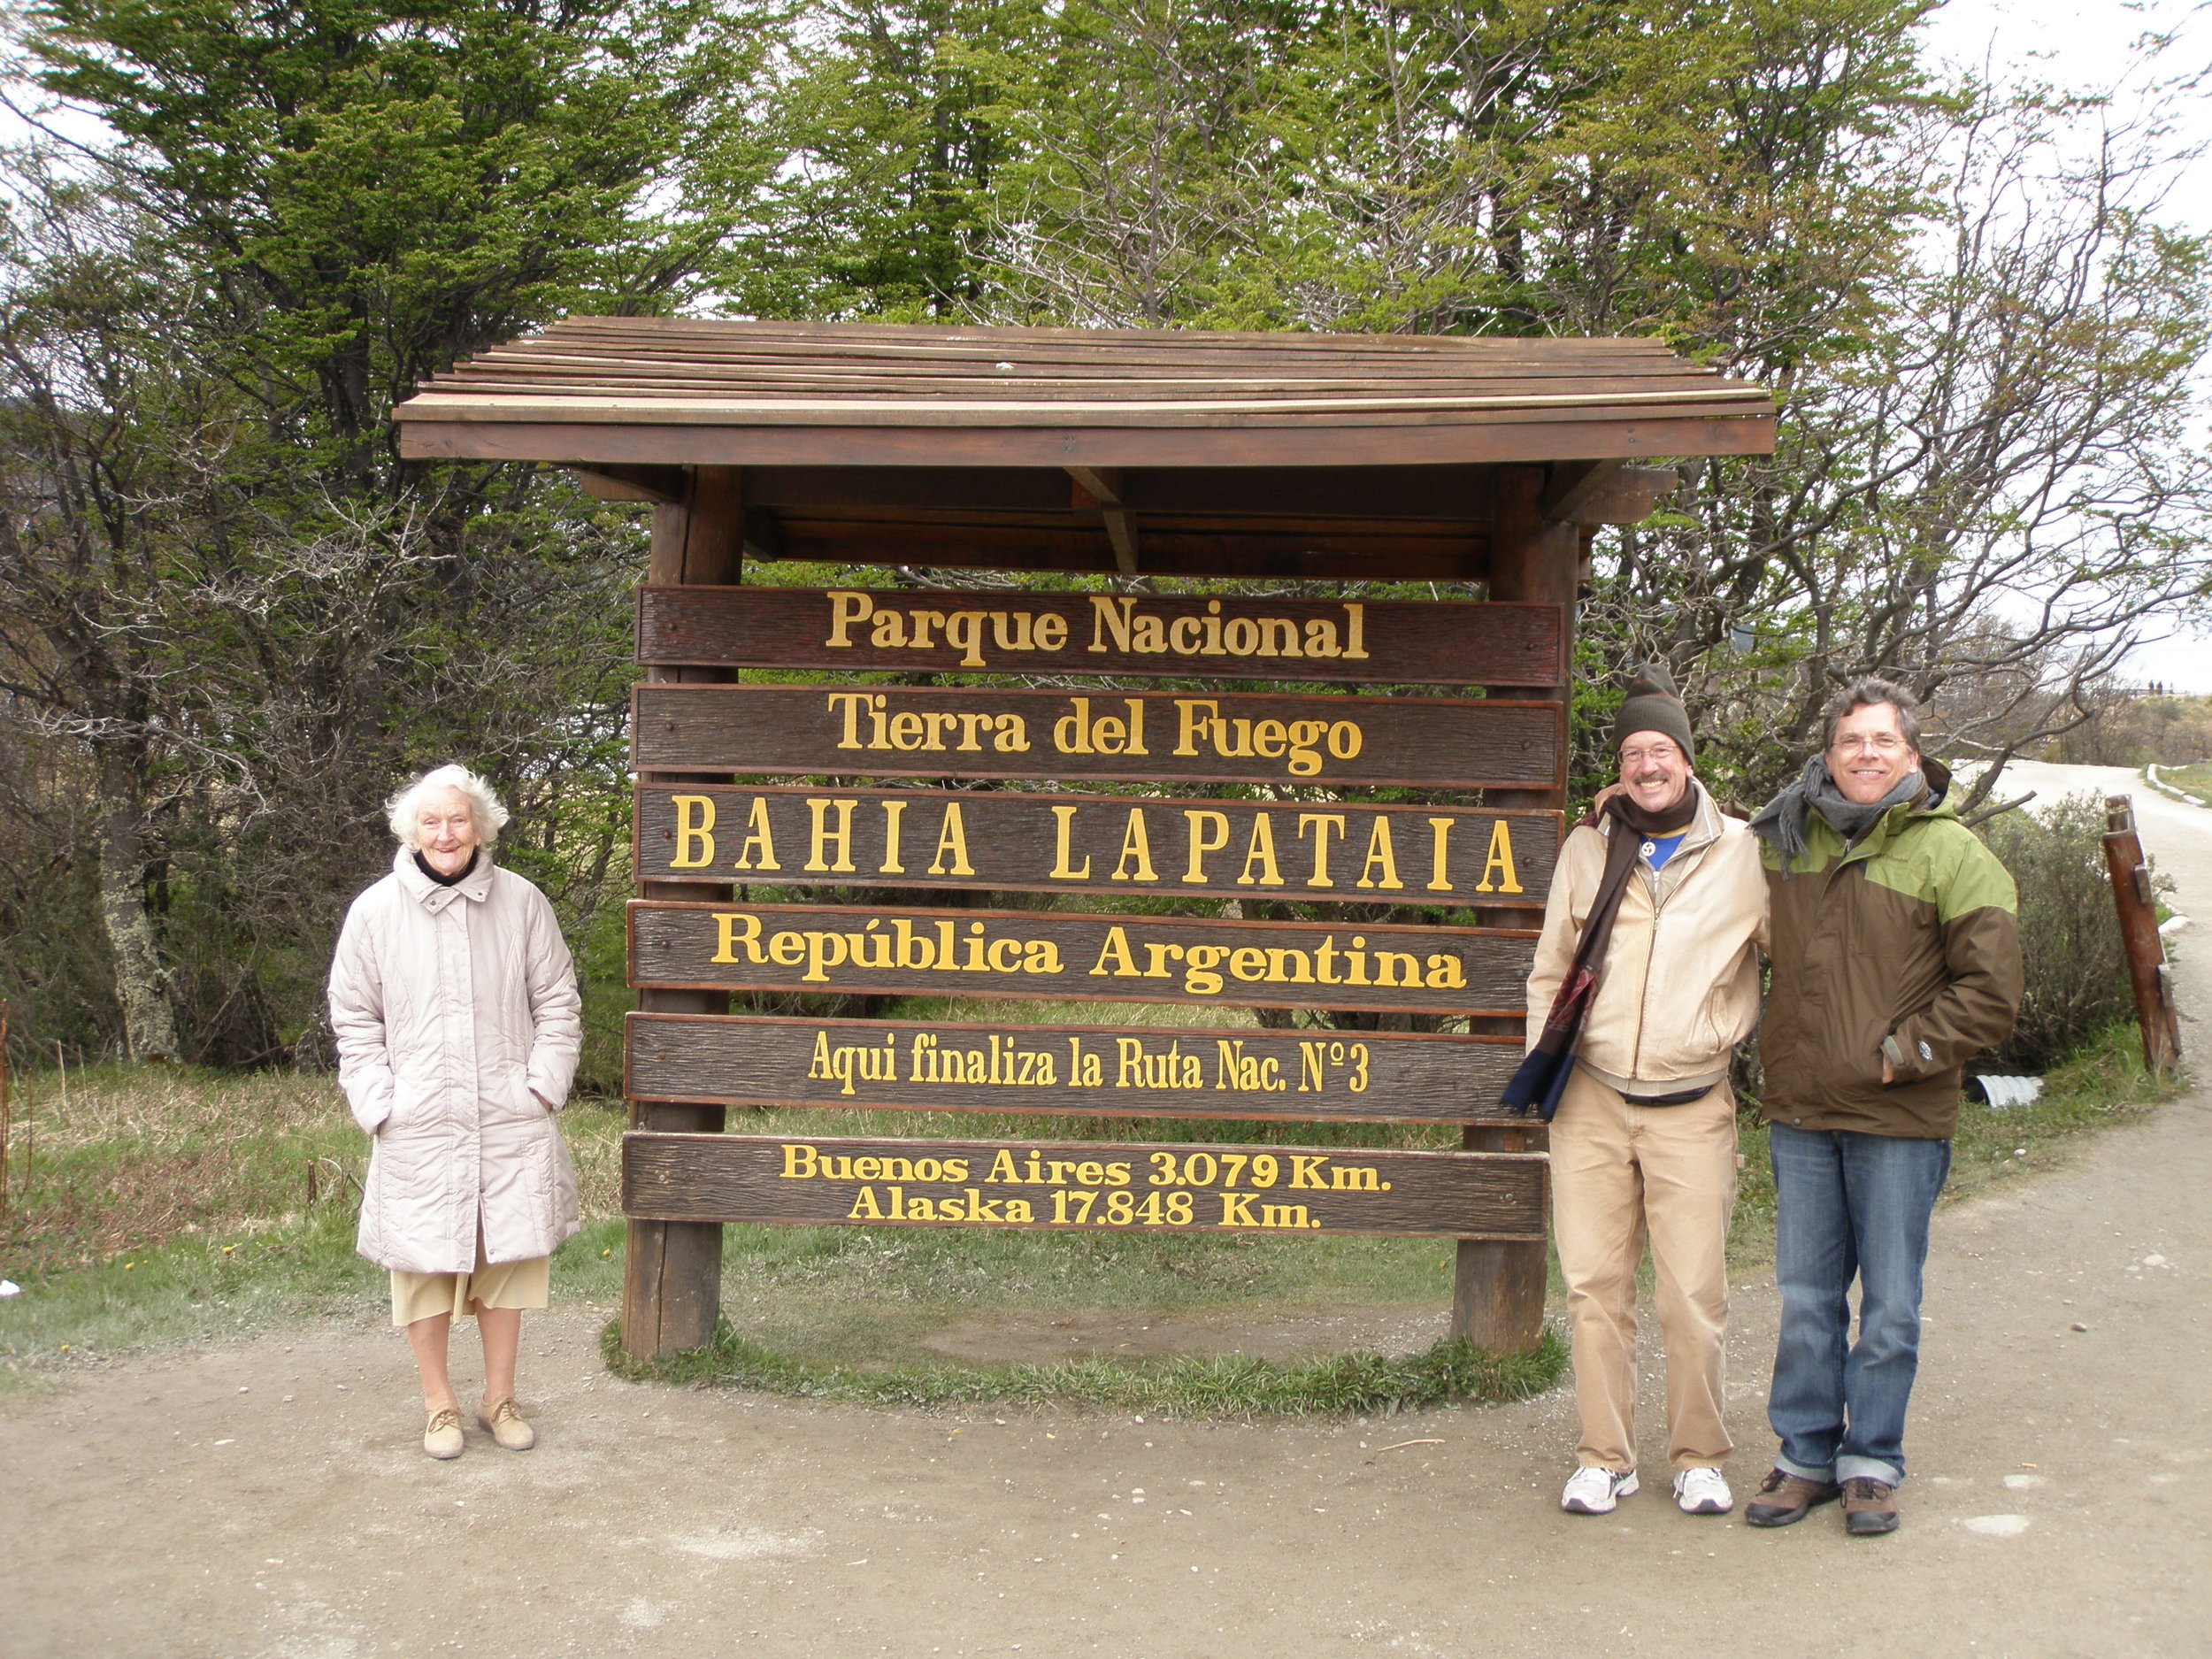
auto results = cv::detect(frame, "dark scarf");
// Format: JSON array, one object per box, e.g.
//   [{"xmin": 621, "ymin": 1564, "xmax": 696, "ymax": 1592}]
[
  {"xmin": 1500, "ymin": 784, "xmax": 1701, "ymax": 1119},
  {"xmin": 413, "ymin": 849, "xmax": 480, "ymax": 888},
  {"xmin": 1748, "ymin": 755, "xmax": 1925, "ymax": 877}
]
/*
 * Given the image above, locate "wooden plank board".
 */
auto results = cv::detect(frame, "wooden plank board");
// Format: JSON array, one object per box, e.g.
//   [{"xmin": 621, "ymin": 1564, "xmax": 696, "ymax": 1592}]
[
  {"xmin": 400, "ymin": 392, "xmax": 1774, "ymax": 430},
  {"xmin": 395, "ymin": 413, "xmax": 1779, "ymax": 474},
  {"xmin": 631, "ymin": 685, "xmax": 1563, "ymax": 790},
  {"xmin": 625, "ymin": 1012, "xmax": 1530, "ymax": 1125},
  {"xmin": 634, "ymin": 785, "xmax": 1557, "ymax": 907},
  {"xmin": 760, "ymin": 534, "xmax": 1488, "ymax": 582},
  {"xmin": 736, "ymin": 464, "xmax": 1502, "ymax": 520},
  {"xmin": 628, "ymin": 901, "xmax": 1538, "ymax": 1017},
  {"xmin": 636, "ymin": 588, "xmax": 1562, "ymax": 685},
  {"xmin": 623, "ymin": 1132, "xmax": 1548, "ymax": 1240}
]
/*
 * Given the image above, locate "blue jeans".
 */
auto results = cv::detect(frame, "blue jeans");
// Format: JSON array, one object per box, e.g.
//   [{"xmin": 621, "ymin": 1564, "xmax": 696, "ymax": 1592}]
[{"xmin": 1766, "ymin": 1122, "xmax": 1951, "ymax": 1487}]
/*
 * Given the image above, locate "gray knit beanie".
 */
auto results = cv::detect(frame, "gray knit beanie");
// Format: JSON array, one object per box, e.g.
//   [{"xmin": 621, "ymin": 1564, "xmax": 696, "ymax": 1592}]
[{"xmin": 1611, "ymin": 663, "xmax": 1695, "ymax": 761}]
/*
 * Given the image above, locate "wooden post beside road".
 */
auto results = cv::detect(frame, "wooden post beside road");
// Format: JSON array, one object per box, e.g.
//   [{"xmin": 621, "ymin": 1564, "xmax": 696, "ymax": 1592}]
[{"xmin": 2103, "ymin": 795, "xmax": 2182, "ymax": 1079}]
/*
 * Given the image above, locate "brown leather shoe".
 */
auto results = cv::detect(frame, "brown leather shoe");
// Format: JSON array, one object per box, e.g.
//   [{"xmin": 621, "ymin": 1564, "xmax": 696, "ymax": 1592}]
[
  {"xmin": 1743, "ymin": 1466, "xmax": 1840, "ymax": 1527},
  {"xmin": 478, "ymin": 1397, "xmax": 536, "ymax": 1451},
  {"xmin": 1843, "ymin": 1477, "xmax": 1899, "ymax": 1535},
  {"xmin": 422, "ymin": 1407, "xmax": 465, "ymax": 1460}
]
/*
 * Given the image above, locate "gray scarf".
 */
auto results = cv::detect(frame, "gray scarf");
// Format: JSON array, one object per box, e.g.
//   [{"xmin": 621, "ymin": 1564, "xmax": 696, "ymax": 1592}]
[{"xmin": 1749, "ymin": 754, "xmax": 1926, "ymax": 877}]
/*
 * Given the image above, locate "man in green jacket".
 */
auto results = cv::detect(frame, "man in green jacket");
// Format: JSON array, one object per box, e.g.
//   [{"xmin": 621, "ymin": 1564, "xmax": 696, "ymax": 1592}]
[{"xmin": 1744, "ymin": 679, "xmax": 2023, "ymax": 1536}]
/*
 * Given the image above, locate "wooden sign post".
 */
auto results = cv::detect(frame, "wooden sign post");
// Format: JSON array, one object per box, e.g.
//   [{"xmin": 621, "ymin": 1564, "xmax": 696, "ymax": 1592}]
[
  {"xmin": 390, "ymin": 316, "xmax": 1778, "ymax": 1364},
  {"xmin": 615, "ymin": 574, "xmax": 1567, "ymax": 1353}
]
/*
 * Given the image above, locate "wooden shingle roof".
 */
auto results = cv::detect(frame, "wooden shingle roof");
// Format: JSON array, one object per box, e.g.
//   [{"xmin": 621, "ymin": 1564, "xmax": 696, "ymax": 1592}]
[{"xmin": 393, "ymin": 318, "xmax": 1773, "ymax": 471}]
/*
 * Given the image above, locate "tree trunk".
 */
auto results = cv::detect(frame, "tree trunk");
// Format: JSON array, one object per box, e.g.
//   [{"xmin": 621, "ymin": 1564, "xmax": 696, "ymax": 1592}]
[{"xmin": 96, "ymin": 757, "xmax": 180, "ymax": 1063}]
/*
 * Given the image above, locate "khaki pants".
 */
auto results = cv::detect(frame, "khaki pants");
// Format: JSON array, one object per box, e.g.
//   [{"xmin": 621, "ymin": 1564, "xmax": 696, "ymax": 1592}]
[{"xmin": 1549, "ymin": 1067, "xmax": 1738, "ymax": 1473}]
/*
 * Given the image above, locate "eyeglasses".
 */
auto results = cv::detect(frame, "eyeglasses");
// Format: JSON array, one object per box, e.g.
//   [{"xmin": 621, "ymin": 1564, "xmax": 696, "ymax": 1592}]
[
  {"xmin": 1831, "ymin": 733, "xmax": 1909, "ymax": 756},
  {"xmin": 1618, "ymin": 745, "xmax": 1681, "ymax": 766}
]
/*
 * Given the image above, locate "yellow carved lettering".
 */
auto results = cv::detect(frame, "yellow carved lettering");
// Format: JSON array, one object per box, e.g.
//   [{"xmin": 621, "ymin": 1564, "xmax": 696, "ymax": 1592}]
[
  {"xmin": 1298, "ymin": 813, "xmax": 1348, "ymax": 887},
  {"xmin": 1236, "ymin": 813, "xmax": 1283, "ymax": 887},
  {"xmin": 732, "ymin": 796, "xmax": 780, "ymax": 872},
  {"xmin": 1355, "ymin": 818, "xmax": 1403, "ymax": 890},
  {"xmin": 1048, "ymin": 806, "xmax": 1091, "ymax": 880},
  {"xmin": 1089, "ymin": 926, "xmax": 1140, "ymax": 979},
  {"xmin": 1475, "ymin": 818, "xmax": 1524, "ymax": 894},
  {"xmin": 711, "ymin": 912, "xmax": 764, "ymax": 964},
  {"xmin": 670, "ymin": 794, "xmax": 715, "ymax": 869},
  {"xmin": 825, "ymin": 590, "xmax": 872, "ymax": 647},
  {"xmin": 805, "ymin": 797, "xmax": 857, "ymax": 872},
  {"xmin": 1110, "ymin": 810, "xmax": 1158, "ymax": 883},
  {"xmin": 1182, "ymin": 810, "xmax": 1230, "ymax": 885},
  {"xmin": 928, "ymin": 803, "xmax": 974, "ymax": 876}
]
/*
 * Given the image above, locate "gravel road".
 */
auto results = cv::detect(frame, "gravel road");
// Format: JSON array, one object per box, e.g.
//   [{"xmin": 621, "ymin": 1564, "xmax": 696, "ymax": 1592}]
[{"xmin": 4, "ymin": 763, "xmax": 2206, "ymax": 1659}]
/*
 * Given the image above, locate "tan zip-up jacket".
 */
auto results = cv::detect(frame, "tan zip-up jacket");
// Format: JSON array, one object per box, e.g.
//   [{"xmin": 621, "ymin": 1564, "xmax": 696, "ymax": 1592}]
[{"xmin": 1525, "ymin": 784, "xmax": 1769, "ymax": 1095}]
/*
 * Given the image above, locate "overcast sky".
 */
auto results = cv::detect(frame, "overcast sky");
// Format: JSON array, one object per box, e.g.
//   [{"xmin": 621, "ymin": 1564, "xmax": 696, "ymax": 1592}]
[{"xmin": 1919, "ymin": 0, "xmax": 2212, "ymax": 692}]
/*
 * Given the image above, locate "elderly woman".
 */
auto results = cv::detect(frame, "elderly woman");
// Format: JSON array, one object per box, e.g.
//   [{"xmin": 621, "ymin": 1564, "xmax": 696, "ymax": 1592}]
[{"xmin": 328, "ymin": 764, "xmax": 583, "ymax": 1460}]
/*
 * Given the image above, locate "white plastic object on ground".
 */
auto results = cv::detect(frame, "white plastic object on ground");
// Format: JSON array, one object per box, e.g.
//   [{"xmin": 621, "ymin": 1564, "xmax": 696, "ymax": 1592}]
[
  {"xmin": 1972, "ymin": 1075, "xmax": 2044, "ymax": 1110},
  {"xmin": 0, "ymin": 1279, "xmax": 19, "ymax": 1298}
]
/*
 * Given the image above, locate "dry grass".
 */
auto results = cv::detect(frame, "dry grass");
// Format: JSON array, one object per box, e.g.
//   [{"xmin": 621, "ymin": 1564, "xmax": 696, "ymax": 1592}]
[{"xmin": 0, "ymin": 1064, "xmax": 629, "ymax": 1280}]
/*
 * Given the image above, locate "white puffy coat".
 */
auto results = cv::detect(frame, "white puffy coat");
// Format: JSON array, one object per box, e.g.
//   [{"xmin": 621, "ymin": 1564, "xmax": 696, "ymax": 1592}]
[{"xmin": 329, "ymin": 849, "xmax": 583, "ymax": 1274}]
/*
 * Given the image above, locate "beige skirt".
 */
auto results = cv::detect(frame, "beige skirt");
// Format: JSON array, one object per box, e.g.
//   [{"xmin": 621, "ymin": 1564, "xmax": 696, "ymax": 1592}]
[{"xmin": 389, "ymin": 1234, "xmax": 550, "ymax": 1326}]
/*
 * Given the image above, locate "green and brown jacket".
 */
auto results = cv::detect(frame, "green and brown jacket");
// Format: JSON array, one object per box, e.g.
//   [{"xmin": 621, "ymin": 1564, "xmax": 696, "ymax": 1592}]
[{"xmin": 1757, "ymin": 760, "xmax": 2023, "ymax": 1139}]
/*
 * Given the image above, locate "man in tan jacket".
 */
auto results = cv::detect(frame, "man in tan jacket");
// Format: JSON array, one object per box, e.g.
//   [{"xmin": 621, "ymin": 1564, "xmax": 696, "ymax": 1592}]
[{"xmin": 1527, "ymin": 666, "xmax": 1767, "ymax": 1517}]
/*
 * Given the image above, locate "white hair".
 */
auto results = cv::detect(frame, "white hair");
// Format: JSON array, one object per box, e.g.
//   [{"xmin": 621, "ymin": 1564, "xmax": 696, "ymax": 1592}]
[{"xmin": 385, "ymin": 764, "xmax": 511, "ymax": 849}]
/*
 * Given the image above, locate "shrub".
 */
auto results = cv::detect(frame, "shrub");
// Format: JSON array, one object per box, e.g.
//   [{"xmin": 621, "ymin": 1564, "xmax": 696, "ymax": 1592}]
[{"xmin": 1975, "ymin": 792, "xmax": 2140, "ymax": 1071}]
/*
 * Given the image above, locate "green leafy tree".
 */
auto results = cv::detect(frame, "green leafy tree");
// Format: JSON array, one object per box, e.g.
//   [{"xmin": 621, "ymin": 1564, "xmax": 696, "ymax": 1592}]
[
  {"xmin": 0, "ymin": 0, "xmax": 777, "ymax": 1062},
  {"xmin": 729, "ymin": 0, "xmax": 1031, "ymax": 319}
]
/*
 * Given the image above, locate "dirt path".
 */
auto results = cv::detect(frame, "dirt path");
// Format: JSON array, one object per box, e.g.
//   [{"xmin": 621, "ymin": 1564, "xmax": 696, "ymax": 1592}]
[{"xmin": 4, "ymin": 765, "xmax": 2208, "ymax": 1659}]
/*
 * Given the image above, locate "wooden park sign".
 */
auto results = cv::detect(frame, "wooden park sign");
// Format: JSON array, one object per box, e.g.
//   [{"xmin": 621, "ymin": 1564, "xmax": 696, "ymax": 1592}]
[
  {"xmin": 382, "ymin": 318, "xmax": 1779, "ymax": 1360},
  {"xmin": 638, "ymin": 587, "xmax": 1566, "ymax": 685},
  {"xmin": 633, "ymin": 683, "xmax": 1563, "ymax": 787},
  {"xmin": 634, "ymin": 784, "xmax": 1558, "ymax": 905},
  {"xmin": 627, "ymin": 1133, "xmax": 1548, "ymax": 1241}
]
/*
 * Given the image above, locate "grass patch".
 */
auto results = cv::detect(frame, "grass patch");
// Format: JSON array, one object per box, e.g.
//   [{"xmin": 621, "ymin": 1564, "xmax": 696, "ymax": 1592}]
[
  {"xmin": 603, "ymin": 1317, "xmax": 1566, "ymax": 1417},
  {"xmin": 0, "ymin": 1066, "xmax": 634, "ymax": 1390},
  {"xmin": 2153, "ymin": 762, "xmax": 2212, "ymax": 804},
  {"xmin": 1717, "ymin": 1019, "xmax": 2183, "ymax": 1280},
  {"xmin": 2, "ymin": 1015, "xmax": 2181, "ymax": 1412},
  {"xmin": 1941, "ymin": 1019, "xmax": 2184, "ymax": 1201}
]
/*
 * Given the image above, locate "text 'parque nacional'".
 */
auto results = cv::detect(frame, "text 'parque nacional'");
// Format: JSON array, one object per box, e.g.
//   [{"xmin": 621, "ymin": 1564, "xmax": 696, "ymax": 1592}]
[{"xmin": 634, "ymin": 587, "xmax": 1568, "ymax": 686}]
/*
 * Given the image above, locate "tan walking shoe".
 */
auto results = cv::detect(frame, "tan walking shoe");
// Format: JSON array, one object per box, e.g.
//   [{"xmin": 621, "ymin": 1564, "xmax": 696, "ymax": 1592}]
[
  {"xmin": 478, "ymin": 1397, "xmax": 536, "ymax": 1451},
  {"xmin": 422, "ymin": 1407, "xmax": 465, "ymax": 1460}
]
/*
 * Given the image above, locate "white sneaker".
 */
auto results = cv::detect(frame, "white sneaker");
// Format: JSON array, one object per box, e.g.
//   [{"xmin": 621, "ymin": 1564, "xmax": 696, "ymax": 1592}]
[
  {"xmin": 1674, "ymin": 1467, "xmax": 1733, "ymax": 1515},
  {"xmin": 1561, "ymin": 1466, "xmax": 1639, "ymax": 1515}
]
